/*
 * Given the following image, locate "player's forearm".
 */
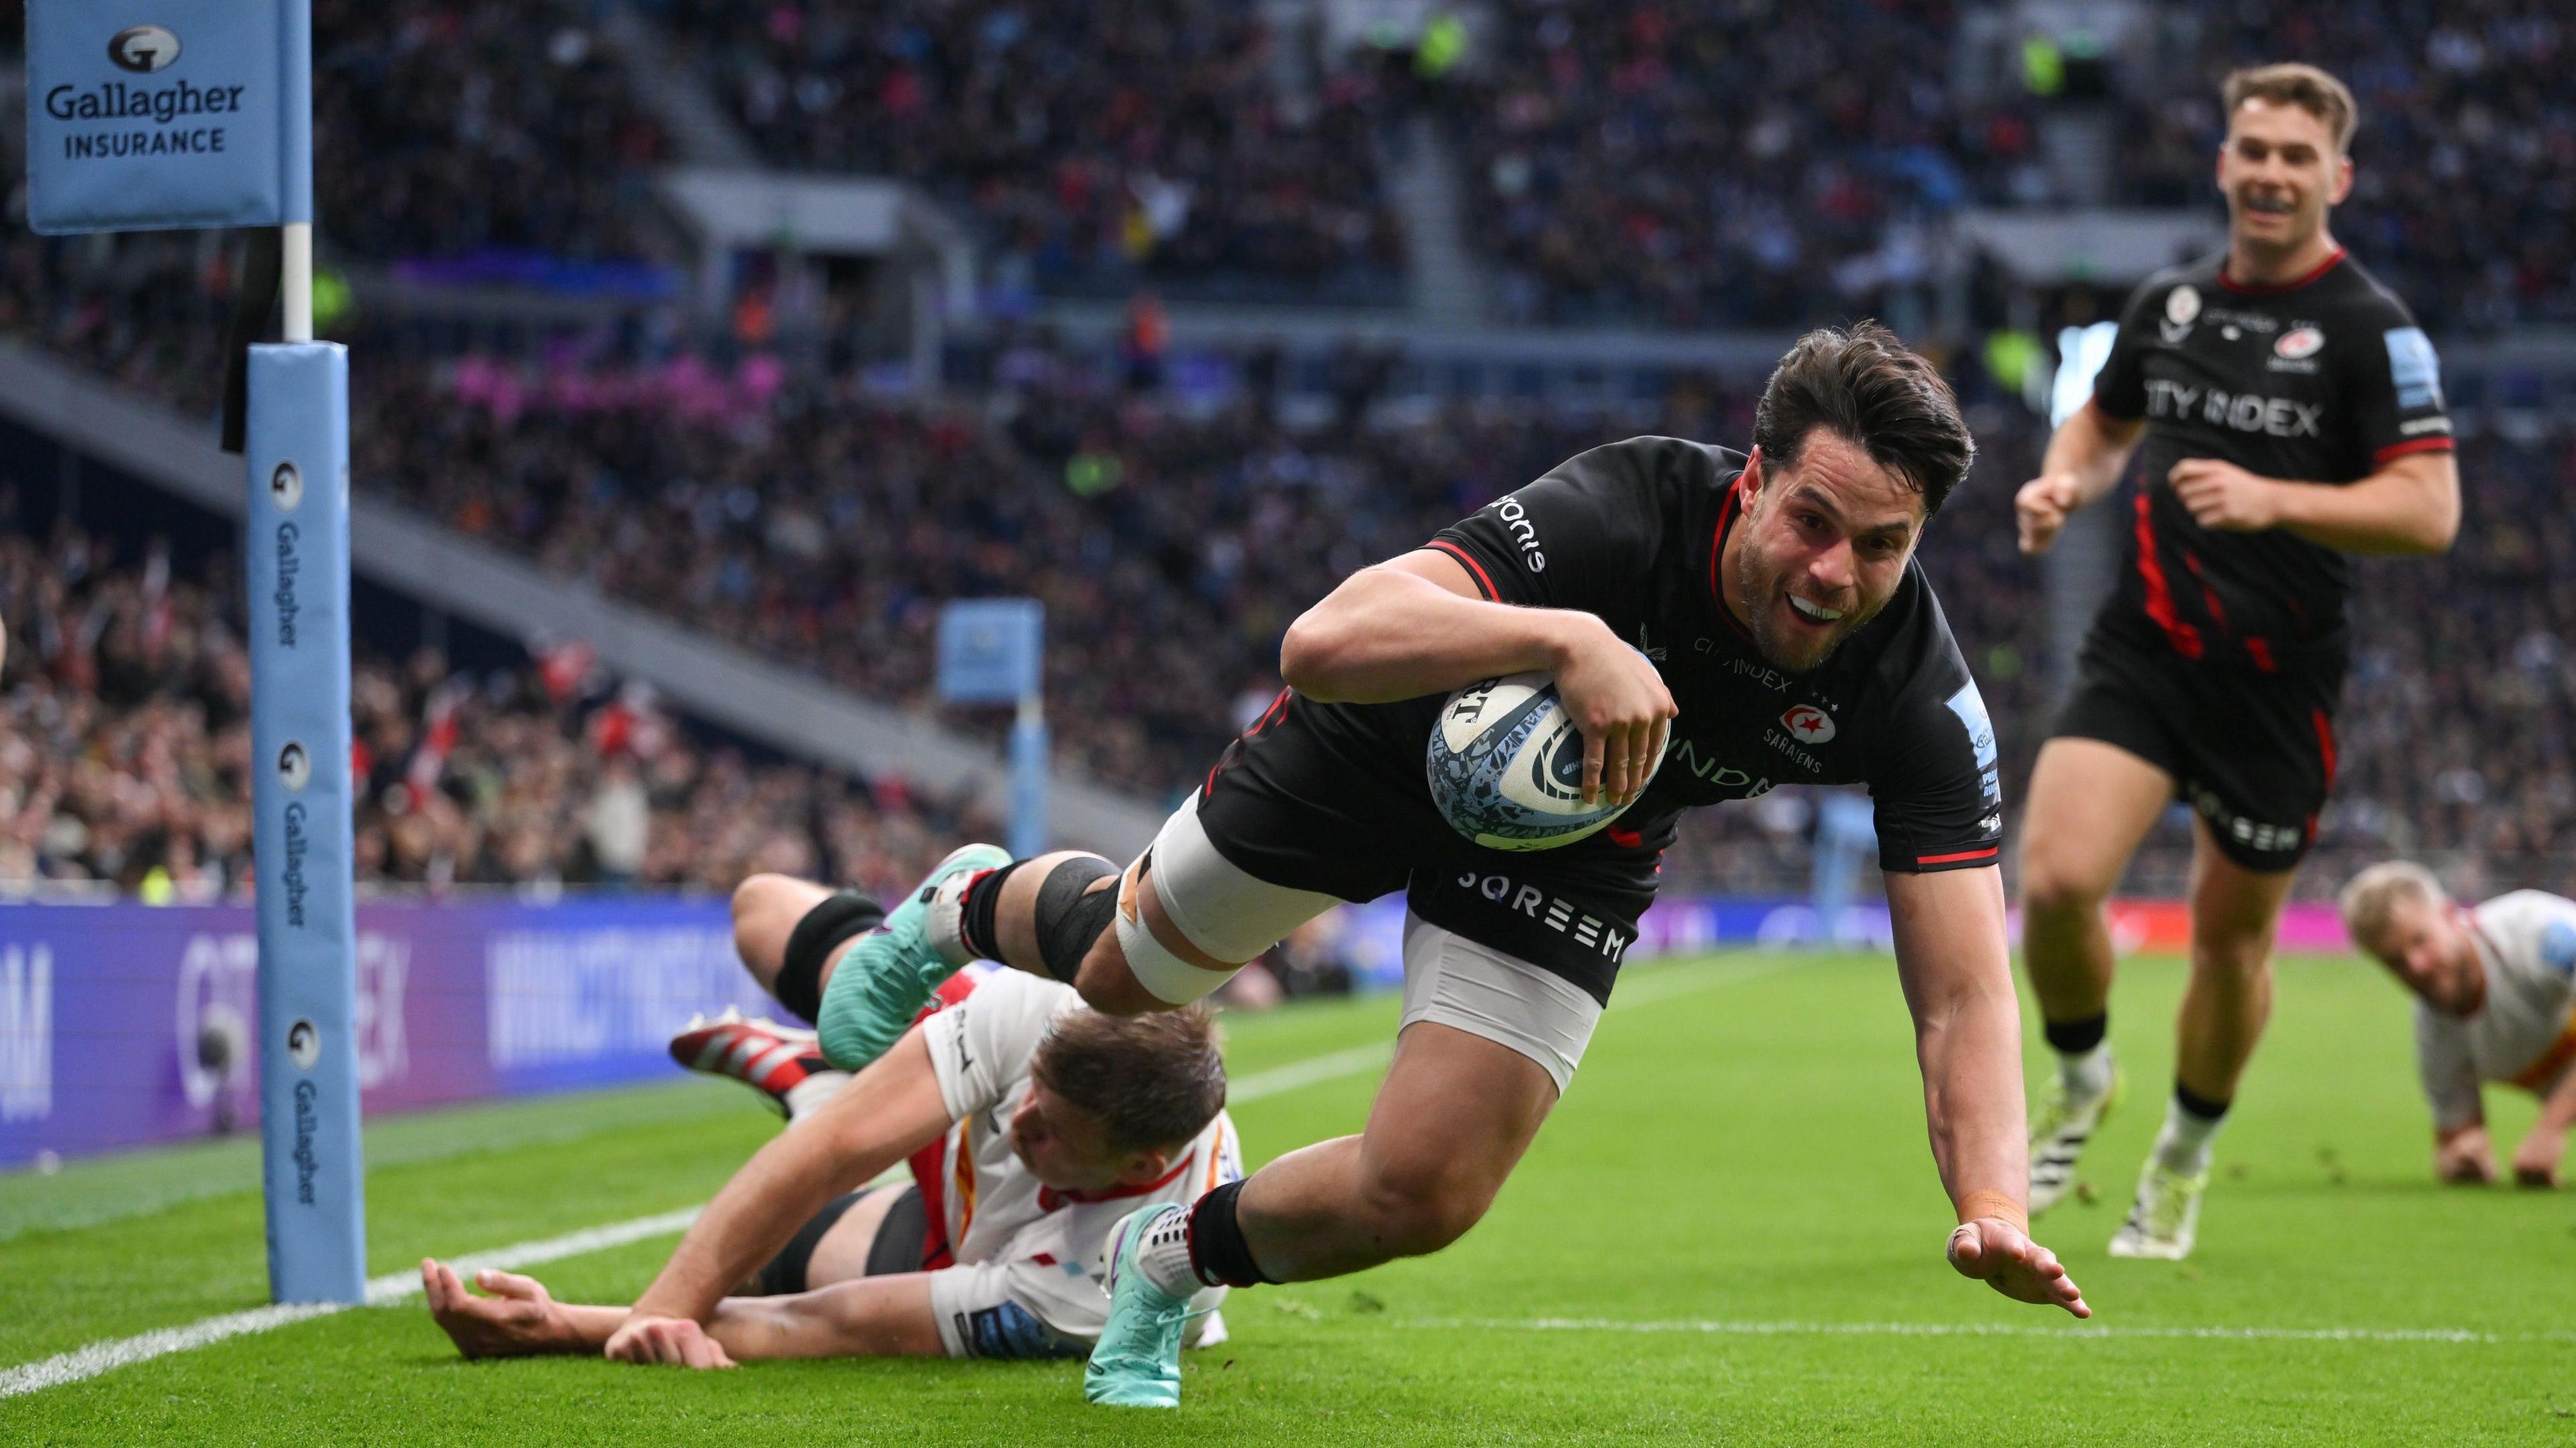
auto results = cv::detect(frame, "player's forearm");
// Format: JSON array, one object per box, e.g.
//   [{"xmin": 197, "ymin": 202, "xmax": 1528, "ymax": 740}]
[
  {"xmin": 627, "ymin": 1133, "xmax": 857, "ymax": 1323},
  {"xmin": 631, "ymin": 1035, "xmax": 945, "ymax": 1323},
  {"xmin": 1281, "ymin": 565, "xmax": 1599, "ymax": 704},
  {"xmin": 2042, "ymin": 403, "xmax": 2139, "ymax": 508},
  {"xmin": 2265, "ymin": 455, "xmax": 2459, "ymax": 554},
  {"xmin": 2534, "ymin": 1071, "xmax": 2576, "ymax": 1133},
  {"xmin": 1915, "ymin": 979, "xmax": 2031, "ymax": 1220},
  {"xmin": 1886, "ymin": 869, "xmax": 2029, "ymax": 1221},
  {"xmin": 701, "ymin": 1276, "xmax": 945, "ymax": 1360}
]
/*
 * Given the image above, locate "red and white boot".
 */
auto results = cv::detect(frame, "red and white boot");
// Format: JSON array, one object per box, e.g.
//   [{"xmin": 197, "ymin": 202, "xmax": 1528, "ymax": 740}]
[{"xmin": 669, "ymin": 1009, "xmax": 849, "ymax": 1120}]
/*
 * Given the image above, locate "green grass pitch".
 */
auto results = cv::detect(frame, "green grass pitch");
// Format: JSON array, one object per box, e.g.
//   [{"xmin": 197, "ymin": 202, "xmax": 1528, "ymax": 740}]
[{"xmin": 5, "ymin": 951, "xmax": 2570, "ymax": 1445}]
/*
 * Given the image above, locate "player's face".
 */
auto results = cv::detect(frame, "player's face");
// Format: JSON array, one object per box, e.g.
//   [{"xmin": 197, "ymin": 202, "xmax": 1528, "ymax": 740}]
[
  {"xmin": 1008, "ymin": 1081, "xmax": 1160, "ymax": 1192},
  {"xmin": 1731, "ymin": 431, "xmax": 1925, "ymax": 673},
  {"xmin": 2216, "ymin": 99, "xmax": 2352, "ymax": 254},
  {"xmin": 2364, "ymin": 897, "xmax": 2481, "ymax": 1014}
]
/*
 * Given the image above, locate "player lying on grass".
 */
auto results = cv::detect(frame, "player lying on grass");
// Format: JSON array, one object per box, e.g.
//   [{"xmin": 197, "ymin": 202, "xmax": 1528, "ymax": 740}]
[
  {"xmin": 422, "ymin": 876, "xmax": 1240, "ymax": 1366},
  {"xmin": 788, "ymin": 323, "xmax": 2086, "ymax": 1408},
  {"xmin": 2339, "ymin": 862, "xmax": 2576, "ymax": 1189}
]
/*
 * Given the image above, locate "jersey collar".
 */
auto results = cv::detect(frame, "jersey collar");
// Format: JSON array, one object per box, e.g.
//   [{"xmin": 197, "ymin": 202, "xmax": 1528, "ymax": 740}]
[
  {"xmin": 2218, "ymin": 246, "xmax": 2346, "ymax": 296},
  {"xmin": 1037, "ymin": 1150, "xmax": 1195, "ymax": 1213},
  {"xmin": 1705, "ymin": 468, "xmax": 1758, "ymax": 645}
]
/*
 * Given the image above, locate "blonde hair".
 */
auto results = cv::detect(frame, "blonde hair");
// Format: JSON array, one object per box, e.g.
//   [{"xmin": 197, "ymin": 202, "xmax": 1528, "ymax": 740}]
[
  {"xmin": 2224, "ymin": 63, "xmax": 2359, "ymax": 153},
  {"xmin": 2337, "ymin": 860, "xmax": 2446, "ymax": 951}
]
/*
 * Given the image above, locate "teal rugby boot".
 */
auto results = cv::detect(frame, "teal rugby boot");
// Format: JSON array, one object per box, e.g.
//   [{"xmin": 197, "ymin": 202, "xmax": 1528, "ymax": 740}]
[
  {"xmin": 1085, "ymin": 1204, "xmax": 1195, "ymax": 1408},
  {"xmin": 812, "ymin": 842, "xmax": 1011, "ymax": 1070}
]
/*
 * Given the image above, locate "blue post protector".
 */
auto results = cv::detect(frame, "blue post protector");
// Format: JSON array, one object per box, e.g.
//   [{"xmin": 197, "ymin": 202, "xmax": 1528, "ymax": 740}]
[{"xmin": 244, "ymin": 342, "xmax": 366, "ymax": 1304}]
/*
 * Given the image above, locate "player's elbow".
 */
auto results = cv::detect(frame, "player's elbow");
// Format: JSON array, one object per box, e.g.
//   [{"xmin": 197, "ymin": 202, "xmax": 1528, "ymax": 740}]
[{"xmin": 1279, "ymin": 606, "xmax": 1354, "ymax": 702}]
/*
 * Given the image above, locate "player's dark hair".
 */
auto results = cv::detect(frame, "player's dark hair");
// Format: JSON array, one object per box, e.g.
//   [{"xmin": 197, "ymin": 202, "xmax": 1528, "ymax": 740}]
[
  {"xmin": 1752, "ymin": 321, "xmax": 1974, "ymax": 516},
  {"xmin": 2224, "ymin": 63, "xmax": 2357, "ymax": 154},
  {"xmin": 1029, "ymin": 1005, "xmax": 1227, "ymax": 1154}
]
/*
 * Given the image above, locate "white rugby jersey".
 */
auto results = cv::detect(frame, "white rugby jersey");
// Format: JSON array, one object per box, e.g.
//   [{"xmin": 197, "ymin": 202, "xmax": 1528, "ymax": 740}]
[
  {"xmin": 2414, "ymin": 891, "xmax": 2576, "ymax": 1131},
  {"xmin": 913, "ymin": 968, "xmax": 1240, "ymax": 1359}
]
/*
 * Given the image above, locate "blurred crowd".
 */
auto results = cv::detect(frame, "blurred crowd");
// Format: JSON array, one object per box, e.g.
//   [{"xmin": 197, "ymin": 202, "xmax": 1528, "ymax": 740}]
[
  {"xmin": 0, "ymin": 527, "xmax": 982, "ymax": 899},
  {"xmin": 655, "ymin": 0, "xmax": 1403, "ymax": 302}
]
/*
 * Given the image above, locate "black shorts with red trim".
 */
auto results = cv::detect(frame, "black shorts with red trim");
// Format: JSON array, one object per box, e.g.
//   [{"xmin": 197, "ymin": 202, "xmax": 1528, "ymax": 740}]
[
  {"xmin": 1195, "ymin": 734, "xmax": 1658, "ymax": 1007},
  {"xmin": 2049, "ymin": 624, "xmax": 2345, "ymax": 873}
]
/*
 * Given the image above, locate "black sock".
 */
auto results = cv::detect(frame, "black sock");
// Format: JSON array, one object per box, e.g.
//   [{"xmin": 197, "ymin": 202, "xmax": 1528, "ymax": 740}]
[
  {"xmin": 1185, "ymin": 1180, "xmax": 1275, "ymax": 1289},
  {"xmin": 2043, "ymin": 1012, "xmax": 2109, "ymax": 1056},
  {"xmin": 2173, "ymin": 1082, "xmax": 2231, "ymax": 1123},
  {"xmin": 957, "ymin": 860, "xmax": 1024, "ymax": 962}
]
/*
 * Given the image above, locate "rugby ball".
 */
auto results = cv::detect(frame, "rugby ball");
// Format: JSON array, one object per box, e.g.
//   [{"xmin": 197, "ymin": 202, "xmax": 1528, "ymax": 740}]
[{"xmin": 1427, "ymin": 672, "xmax": 1656, "ymax": 851}]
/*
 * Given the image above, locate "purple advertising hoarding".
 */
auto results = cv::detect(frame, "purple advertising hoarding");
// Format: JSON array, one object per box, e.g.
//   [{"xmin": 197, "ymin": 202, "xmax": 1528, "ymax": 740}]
[{"xmin": 0, "ymin": 897, "xmax": 771, "ymax": 1168}]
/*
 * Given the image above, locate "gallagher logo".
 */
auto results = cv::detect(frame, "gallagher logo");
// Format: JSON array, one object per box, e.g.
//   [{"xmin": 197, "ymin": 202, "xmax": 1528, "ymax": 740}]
[
  {"xmin": 2275, "ymin": 326, "xmax": 2324, "ymax": 359},
  {"xmin": 108, "ymin": 25, "xmax": 182, "ymax": 73},
  {"xmin": 1780, "ymin": 704, "xmax": 1835, "ymax": 744}
]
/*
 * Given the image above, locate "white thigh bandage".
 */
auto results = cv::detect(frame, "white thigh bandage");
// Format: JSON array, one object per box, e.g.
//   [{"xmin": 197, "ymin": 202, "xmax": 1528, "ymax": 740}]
[{"xmin": 1119, "ymin": 797, "xmax": 1342, "ymax": 1005}]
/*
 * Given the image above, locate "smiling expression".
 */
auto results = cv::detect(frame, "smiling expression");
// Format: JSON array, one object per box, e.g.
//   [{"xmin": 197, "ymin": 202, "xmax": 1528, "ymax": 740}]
[
  {"xmin": 2217, "ymin": 97, "xmax": 2352, "ymax": 258},
  {"xmin": 1722, "ymin": 430, "xmax": 1926, "ymax": 673}
]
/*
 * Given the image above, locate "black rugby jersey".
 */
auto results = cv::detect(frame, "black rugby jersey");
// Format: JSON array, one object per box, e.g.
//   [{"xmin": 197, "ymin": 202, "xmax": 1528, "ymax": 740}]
[
  {"xmin": 2090, "ymin": 249, "xmax": 2453, "ymax": 671},
  {"xmin": 1207, "ymin": 435, "xmax": 2003, "ymax": 896}
]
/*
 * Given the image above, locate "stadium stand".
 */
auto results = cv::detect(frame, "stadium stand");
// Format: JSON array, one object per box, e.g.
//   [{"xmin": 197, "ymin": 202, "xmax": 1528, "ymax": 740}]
[
  {"xmin": 0, "ymin": 526, "xmax": 981, "ymax": 897},
  {"xmin": 652, "ymin": 0, "xmax": 1405, "ymax": 304},
  {"xmin": 4, "ymin": 0, "xmax": 2571, "ymax": 901}
]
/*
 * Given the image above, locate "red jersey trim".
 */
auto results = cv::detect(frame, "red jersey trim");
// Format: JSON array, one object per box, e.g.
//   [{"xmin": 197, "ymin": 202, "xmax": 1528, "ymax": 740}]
[
  {"xmin": 1424, "ymin": 541, "xmax": 1498, "ymax": 600},
  {"xmin": 2373, "ymin": 437, "xmax": 2455, "ymax": 464},
  {"xmin": 2132, "ymin": 492, "xmax": 2204, "ymax": 660},
  {"xmin": 1917, "ymin": 846, "xmax": 2001, "ymax": 866},
  {"xmin": 2217, "ymin": 248, "xmax": 2346, "ymax": 296},
  {"xmin": 1706, "ymin": 474, "xmax": 1757, "ymax": 644}
]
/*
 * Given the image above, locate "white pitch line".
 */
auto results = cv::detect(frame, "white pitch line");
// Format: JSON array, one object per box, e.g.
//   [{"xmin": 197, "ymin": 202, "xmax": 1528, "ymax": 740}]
[
  {"xmin": 1408, "ymin": 1316, "xmax": 2576, "ymax": 1347},
  {"xmin": 0, "ymin": 1209, "xmax": 704, "ymax": 1398},
  {"xmin": 2, "ymin": 957, "xmax": 1778, "ymax": 1399}
]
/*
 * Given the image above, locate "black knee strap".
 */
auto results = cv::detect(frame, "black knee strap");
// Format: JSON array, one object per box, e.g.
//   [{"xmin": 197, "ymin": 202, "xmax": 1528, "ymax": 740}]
[
  {"xmin": 776, "ymin": 891, "xmax": 885, "ymax": 1023},
  {"xmin": 1033, "ymin": 856, "xmax": 1120, "ymax": 985}
]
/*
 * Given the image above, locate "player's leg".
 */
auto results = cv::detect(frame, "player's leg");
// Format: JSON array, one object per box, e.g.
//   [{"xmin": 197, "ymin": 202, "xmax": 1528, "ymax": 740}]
[
  {"xmin": 1088, "ymin": 917, "xmax": 1584, "ymax": 1406},
  {"xmin": 817, "ymin": 799, "xmax": 1346, "ymax": 1068},
  {"xmin": 2015, "ymin": 735, "xmax": 2173, "ymax": 1209},
  {"xmin": 2109, "ymin": 820, "xmax": 2298, "ymax": 1260}
]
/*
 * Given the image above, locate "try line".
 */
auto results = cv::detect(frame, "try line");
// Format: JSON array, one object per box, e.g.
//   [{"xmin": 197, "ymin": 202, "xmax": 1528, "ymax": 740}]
[{"xmin": 0, "ymin": 953, "xmax": 1773, "ymax": 1399}]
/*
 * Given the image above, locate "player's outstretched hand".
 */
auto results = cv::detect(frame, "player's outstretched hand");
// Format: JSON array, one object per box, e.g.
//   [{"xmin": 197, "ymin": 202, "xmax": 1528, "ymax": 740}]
[
  {"xmin": 2510, "ymin": 1131, "xmax": 2562, "ymax": 1188},
  {"xmin": 2014, "ymin": 474, "xmax": 2083, "ymax": 555},
  {"xmin": 1945, "ymin": 1219, "xmax": 2090, "ymax": 1318},
  {"xmin": 1553, "ymin": 617, "xmax": 1676, "ymax": 807},
  {"xmin": 604, "ymin": 1311, "xmax": 737, "ymax": 1369},
  {"xmin": 421, "ymin": 1258, "xmax": 580, "ymax": 1359},
  {"xmin": 2167, "ymin": 457, "xmax": 2282, "ymax": 532}
]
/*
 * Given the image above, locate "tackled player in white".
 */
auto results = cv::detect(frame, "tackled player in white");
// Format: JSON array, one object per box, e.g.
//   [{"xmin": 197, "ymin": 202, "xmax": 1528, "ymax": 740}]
[
  {"xmin": 420, "ymin": 875, "xmax": 1240, "ymax": 1366},
  {"xmin": 2339, "ymin": 862, "xmax": 2576, "ymax": 1189}
]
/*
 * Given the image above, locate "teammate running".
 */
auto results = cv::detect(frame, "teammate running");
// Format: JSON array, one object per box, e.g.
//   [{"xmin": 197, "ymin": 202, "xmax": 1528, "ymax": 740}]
[
  {"xmin": 422, "ymin": 875, "xmax": 1239, "ymax": 1366},
  {"xmin": 717, "ymin": 322, "xmax": 2084, "ymax": 1408},
  {"xmin": 2339, "ymin": 864, "xmax": 2576, "ymax": 1190},
  {"xmin": 2014, "ymin": 63, "xmax": 2461, "ymax": 1258}
]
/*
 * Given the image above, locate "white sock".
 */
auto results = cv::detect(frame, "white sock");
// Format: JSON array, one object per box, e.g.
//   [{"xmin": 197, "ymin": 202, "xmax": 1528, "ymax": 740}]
[
  {"xmin": 2057, "ymin": 1043, "xmax": 2114, "ymax": 1102},
  {"xmin": 1132, "ymin": 1206, "xmax": 1203, "ymax": 1301},
  {"xmin": 2153, "ymin": 1095, "xmax": 2226, "ymax": 1176},
  {"xmin": 782, "ymin": 1070, "xmax": 850, "ymax": 1123}
]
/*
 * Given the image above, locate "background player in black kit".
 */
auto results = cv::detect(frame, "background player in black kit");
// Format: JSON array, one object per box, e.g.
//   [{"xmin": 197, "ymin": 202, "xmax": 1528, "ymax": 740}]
[
  {"xmin": 2015, "ymin": 64, "xmax": 2461, "ymax": 1260},
  {"xmin": 588, "ymin": 326, "xmax": 2090, "ymax": 1406}
]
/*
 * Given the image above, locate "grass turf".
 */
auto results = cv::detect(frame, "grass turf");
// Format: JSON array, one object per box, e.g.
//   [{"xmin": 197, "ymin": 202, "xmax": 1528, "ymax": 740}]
[{"xmin": 5, "ymin": 951, "xmax": 2570, "ymax": 1445}]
